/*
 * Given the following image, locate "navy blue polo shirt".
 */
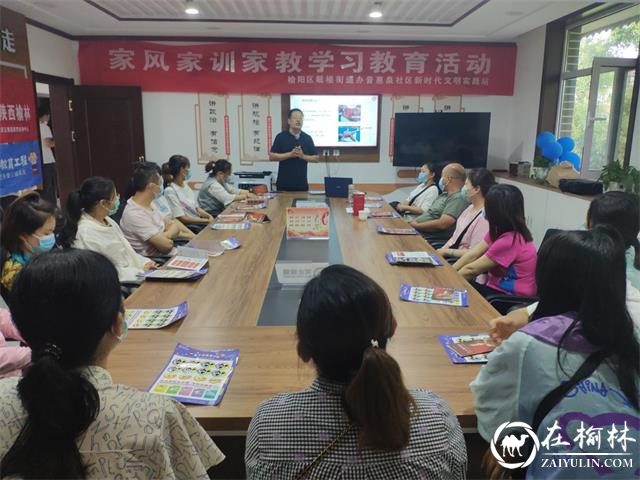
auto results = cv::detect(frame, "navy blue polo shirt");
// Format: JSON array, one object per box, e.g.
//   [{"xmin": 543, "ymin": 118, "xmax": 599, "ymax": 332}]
[{"xmin": 271, "ymin": 130, "xmax": 317, "ymax": 191}]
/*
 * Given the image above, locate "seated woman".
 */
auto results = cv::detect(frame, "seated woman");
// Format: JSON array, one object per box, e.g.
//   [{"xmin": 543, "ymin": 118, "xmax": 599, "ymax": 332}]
[
  {"xmin": 438, "ymin": 168, "xmax": 495, "ymax": 261},
  {"xmin": 198, "ymin": 159, "xmax": 253, "ymax": 217},
  {"xmin": 393, "ymin": 163, "xmax": 439, "ymax": 216},
  {"xmin": 471, "ymin": 227, "xmax": 639, "ymax": 479},
  {"xmin": 0, "ymin": 249, "xmax": 224, "ymax": 478},
  {"xmin": 490, "ymin": 190, "xmax": 640, "ymax": 344},
  {"xmin": 1, "ymin": 192, "xmax": 56, "ymax": 292},
  {"xmin": 162, "ymin": 154, "xmax": 213, "ymax": 228},
  {"xmin": 453, "ymin": 184, "xmax": 537, "ymax": 298},
  {"xmin": 0, "ymin": 308, "xmax": 30, "ymax": 378},
  {"xmin": 246, "ymin": 265, "xmax": 466, "ymax": 479},
  {"xmin": 60, "ymin": 176, "xmax": 156, "ymax": 283},
  {"xmin": 121, "ymin": 162, "xmax": 194, "ymax": 257}
]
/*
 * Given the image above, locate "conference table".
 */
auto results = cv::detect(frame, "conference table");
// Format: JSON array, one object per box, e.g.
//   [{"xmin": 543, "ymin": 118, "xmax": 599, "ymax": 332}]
[{"xmin": 112, "ymin": 192, "xmax": 498, "ymax": 433}]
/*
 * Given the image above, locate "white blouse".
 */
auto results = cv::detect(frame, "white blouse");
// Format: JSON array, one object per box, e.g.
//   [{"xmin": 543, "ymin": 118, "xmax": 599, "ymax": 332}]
[
  {"xmin": 73, "ymin": 213, "xmax": 148, "ymax": 282},
  {"xmin": 165, "ymin": 183, "xmax": 199, "ymax": 218},
  {"xmin": 406, "ymin": 183, "xmax": 439, "ymax": 212}
]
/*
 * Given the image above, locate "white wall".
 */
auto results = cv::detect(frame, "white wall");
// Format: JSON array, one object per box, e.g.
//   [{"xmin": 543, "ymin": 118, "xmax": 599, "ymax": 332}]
[
  {"xmin": 26, "ymin": 25, "xmax": 80, "ymax": 82},
  {"xmin": 143, "ymin": 92, "xmax": 513, "ymax": 185},
  {"xmin": 507, "ymin": 26, "xmax": 546, "ymax": 166}
]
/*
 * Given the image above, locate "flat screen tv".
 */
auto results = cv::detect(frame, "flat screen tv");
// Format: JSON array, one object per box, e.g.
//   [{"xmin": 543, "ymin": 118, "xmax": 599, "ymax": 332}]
[
  {"xmin": 290, "ymin": 94, "xmax": 379, "ymax": 147},
  {"xmin": 392, "ymin": 112, "xmax": 490, "ymax": 170}
]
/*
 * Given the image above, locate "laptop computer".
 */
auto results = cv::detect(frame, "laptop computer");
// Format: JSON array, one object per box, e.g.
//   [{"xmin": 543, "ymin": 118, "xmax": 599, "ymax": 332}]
[{"xmin": 324, "ymin": 177, "xmax": 353, "ymax": 198}]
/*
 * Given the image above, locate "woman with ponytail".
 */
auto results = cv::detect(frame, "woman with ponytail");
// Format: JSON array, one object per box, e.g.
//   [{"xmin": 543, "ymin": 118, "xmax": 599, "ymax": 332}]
[
  {"xmin": 60, "ymin": 176, "xmax": 156, "ymax": 282},
  {"xmin": 162, "ymin": 154, "xmax": 213, "ymax": 226},
  {"xmin": 198, "ymin": 159, "xmax": 254, "ymax": 217},
  {"xmin": 472, "ymin": 227, "xmax": 639, "ymax": 479},
  {"xmin": 0, "ymin": 249, "xmax": 224, "ymax": 478},
  {"xmin": 0, "ymin": 192, "xmax": 56, "ymax": 292},
  {"xmin": 245, "ymin": 265, "xmax": 466, "ymax": 479}
]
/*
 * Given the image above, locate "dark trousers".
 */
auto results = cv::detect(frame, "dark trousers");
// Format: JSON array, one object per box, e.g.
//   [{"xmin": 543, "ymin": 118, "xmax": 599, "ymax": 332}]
[{"xmin": 42, "ymin": 163, "xmax": 58, "ymax": 205}]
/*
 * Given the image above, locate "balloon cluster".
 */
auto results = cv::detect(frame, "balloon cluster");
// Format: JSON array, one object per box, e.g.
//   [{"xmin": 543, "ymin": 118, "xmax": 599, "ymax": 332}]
[{"xmin": 535, "ymin": 131, "xmax": 580, "ymax": 170}]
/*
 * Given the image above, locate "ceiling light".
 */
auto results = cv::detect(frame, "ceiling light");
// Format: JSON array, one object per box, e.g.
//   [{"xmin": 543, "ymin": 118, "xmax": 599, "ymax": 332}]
[
  {"xmin": 185, "ymin": 0, "xmax": 200, "ymax": 15},
  {"xmin": 369, "ymin": 2, "xmax": 383, "ymax": 19}
]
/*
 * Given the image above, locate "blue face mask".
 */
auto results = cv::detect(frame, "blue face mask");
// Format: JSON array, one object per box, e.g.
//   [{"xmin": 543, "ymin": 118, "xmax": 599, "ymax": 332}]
[
  {"xmin": 32, "ymin": 233, "xmax": 55, "ymax": 254},
  {"xmin": 185, "ymin": 170, "xmax": 192, "ymax": 181},
  {"xmin": 108, "ymin": 197, "xmax": 120, "ymax": 216},
  {"xmin": 460, "ymin": 185, "xmax": 467, "ymax": 196},
  {"xmin": 117, "ymin": 320, "xmax": 128, "ymax": 342},
  {"xmin": 417, "ymin": 171, "xmax": 427, "ymax": 183},
  {"xmin": 438, "ymin": 178, "xmax": 446, "ymax": 191}
]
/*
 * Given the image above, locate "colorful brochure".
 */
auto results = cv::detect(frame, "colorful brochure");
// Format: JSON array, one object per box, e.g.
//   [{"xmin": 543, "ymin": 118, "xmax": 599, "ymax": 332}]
[
  {"xmin": 375, "ymin": 224, "xmax": 418, "ymax": 235},
  {"xmin": 438, "ymin": 334, "xmax": 496, "ymax": 364},
  {"xmin": 368, "ymin": 211, "xmax": 401, "ymax": 219},
  {"xmin": 385, "ymin": 251, "xmax": 443, "ymax": 266},
  {"xmin": 211, "ymin": 222, "xmax": 252, "ymax": 230},
  {"xmin": 125, "ymin": 302, "xmax": 188, "ymax": 329},
  {"xmin": 399, "ymin": 283, "xmax": 469, "ymax": 307},
  {"xmin": 165, "ymin": 246, "xmax": 209, "ymax": 271},
  {"xmin": 149, "ymin": 343, "xmax": 240, "ymax": 406},
  {"xmin": 216, "ymin": 213, "xmax": 246, "ymax": 223},
  {"xmin": 246, "ymin": 212, "xmax": 271, "ymax": 223},
  {"xmin": 235, "ymin": 202, "xmax": 267, "ymax": 210}
]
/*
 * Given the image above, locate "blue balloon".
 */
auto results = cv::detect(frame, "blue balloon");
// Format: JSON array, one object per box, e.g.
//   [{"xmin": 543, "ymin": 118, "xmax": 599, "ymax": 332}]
[
  {"xmin": 536, "ymin": 131, "xmax": 556, "ymax": 149},
  {"xmin": 542, "ymin": 141, "xmax": 563, "ymax": 160},
  {"xmin": 557, "ymin": 136, "xmax": 576, "ymax": 153},
  {"xmin": 560, "ymin": 151, "xmax": 581, "ymax": 170}
]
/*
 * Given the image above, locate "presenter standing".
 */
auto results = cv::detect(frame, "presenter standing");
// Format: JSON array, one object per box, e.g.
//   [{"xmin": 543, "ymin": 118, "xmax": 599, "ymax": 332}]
[{"xmin": 269, "ymin": 108, "xmax": 319, "ymax": 191}]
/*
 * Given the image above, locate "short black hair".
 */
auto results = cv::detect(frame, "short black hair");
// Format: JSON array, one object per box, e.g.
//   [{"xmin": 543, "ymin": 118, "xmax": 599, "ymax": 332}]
[
  {"xmin": 37, "ymin": 107, "xmax": 49, "ymax": 119},
  {"xmin": 288, "ymin": 108, "xmax": 303, "ymax": 119}
]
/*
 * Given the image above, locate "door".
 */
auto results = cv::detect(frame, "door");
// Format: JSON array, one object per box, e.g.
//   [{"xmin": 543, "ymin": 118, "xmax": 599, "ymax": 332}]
[
  {"xmin": 582, "ymin": 58, "xmax": 636, "ymax": 178},
  {"xmin": 71, "ymin": 86, "xmax": 145, "ymax": 194}
]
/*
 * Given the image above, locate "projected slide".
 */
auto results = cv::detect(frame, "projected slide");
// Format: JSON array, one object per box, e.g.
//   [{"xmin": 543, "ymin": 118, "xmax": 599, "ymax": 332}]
[{"xmin": 290, "ymin": 95, "xmax": 379, "ymax": 147}]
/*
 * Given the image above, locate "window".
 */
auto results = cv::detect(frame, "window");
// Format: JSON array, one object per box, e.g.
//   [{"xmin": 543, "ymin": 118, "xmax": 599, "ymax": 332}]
[{"xmin": 557, "ymin": 5, "xmax": 639, "ymax": 177}]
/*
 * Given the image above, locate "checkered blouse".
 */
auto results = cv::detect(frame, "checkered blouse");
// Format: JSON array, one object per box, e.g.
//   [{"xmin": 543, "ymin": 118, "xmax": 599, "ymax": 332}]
[{"xmin": 245, "ymin": 377, "xmax": 467, "ymax": 479}]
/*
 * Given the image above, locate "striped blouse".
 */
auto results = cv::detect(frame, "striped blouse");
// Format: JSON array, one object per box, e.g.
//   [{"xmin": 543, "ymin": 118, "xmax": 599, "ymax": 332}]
[{"xmin": 246, "ymin": 377, "xmax": 467, "ymax": 479}]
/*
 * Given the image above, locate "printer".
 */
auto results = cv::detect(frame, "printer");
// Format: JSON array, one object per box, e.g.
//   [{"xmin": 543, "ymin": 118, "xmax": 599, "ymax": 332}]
[{"xmin": 230, "ymin": 171, "xmax": 274, "ymax": 192}]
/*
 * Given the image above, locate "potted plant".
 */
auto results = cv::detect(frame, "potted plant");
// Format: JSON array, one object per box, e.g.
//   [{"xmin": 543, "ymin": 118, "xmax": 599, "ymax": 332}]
[
  {"xmin": 530, "ymin": 149, "xmax": 552, "ymax": 182},
  {"xmin": 599, "ymin": 161, "xmax": 640, "ymax": 195}
]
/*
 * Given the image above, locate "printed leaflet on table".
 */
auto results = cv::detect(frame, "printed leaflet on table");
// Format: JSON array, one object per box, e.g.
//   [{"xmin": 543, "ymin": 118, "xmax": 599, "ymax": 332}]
[
  {"xmin": 149, "ymin": 343, "xmax": 240, "ymax": 406},
  {"xmin": 375, "ymin": 224, "xmax": 418, "ymax": 235},
  {"xmin": 125, "ymin": 302, "xmax": 189, "ymax": 329},
  {"xmin": 438, "ymin": 334, "xmax": 495, "ymax": 364},
  {"xmin": 164, "ymin": 246, "xmax": 209, "ymax": 271},
  {"xmin": 385, "ymin": 251, "xmax": 443, "ymax": 266},
  {"xmin": 399, "ymin": 283, "xmax": 468, "ymax": 307}
]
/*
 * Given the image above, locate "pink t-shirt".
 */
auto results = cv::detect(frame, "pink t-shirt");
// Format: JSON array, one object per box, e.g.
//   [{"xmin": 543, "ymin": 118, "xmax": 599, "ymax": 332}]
[
  {"xmin": 444, "ymin": 205, "xmax": 488, "ymax": 250},
  {"xmin": 484, "ymin": 231, "xmax": 537, "ymax": 296},
  {"xmin": 120, "ymin": 199, "xmax": 167, "ymax": 257}
]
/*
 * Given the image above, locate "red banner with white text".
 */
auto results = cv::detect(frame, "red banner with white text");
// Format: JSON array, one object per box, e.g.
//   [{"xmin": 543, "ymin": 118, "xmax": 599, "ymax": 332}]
[{"xmin": 79, "ymin": 41, "xmax": 516, "ymax": 96}]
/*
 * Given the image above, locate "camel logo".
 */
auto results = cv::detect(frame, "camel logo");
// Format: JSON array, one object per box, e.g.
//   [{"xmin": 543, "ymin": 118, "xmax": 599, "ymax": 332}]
[{"xmin": 490, "ymin": 421, "xmax": 541, "ymax": 470}]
